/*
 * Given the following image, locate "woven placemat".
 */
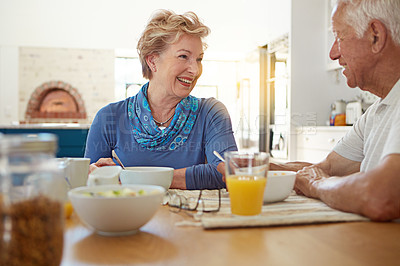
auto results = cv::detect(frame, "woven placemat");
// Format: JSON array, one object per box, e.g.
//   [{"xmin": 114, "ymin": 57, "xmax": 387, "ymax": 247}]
[{"xmin": 167, "ymin": 189, "xmax": 369, "ymax": 229}]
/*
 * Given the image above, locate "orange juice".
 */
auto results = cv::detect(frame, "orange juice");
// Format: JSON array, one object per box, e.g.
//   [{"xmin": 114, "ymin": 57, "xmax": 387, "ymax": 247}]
[
  {"xmin": 64, "ymin": 201, "xmax": 74, "ymax": 219},
  {"xmin": 226, "ymin": 175, "xmax": 267, "ymax": 216}
]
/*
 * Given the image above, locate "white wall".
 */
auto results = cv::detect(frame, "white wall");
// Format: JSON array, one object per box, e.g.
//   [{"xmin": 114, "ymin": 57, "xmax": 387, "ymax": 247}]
[
  {"xmin": 289, "ymin": 0, "xmax": 361, "ymax": 160},
  {"xmin": 0, "ymin": 46, "xmax": 18, "ymax": 124},
  {"xmin": 0, "ymin": 0, "xmax": 290, "ymax": 125},
  {"xmin": 18, "ymin": 47, "xmax": 115, "ymax": 123},
  {"xmin": 0, "ymin": 0, "xmax": 290, "ymax": 55}
]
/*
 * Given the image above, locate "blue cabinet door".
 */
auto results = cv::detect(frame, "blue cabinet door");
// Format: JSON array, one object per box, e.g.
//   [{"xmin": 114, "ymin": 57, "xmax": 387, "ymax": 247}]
[{"xmin": 0, "ymin": 128, "xmax": 89, "ymax": 158}]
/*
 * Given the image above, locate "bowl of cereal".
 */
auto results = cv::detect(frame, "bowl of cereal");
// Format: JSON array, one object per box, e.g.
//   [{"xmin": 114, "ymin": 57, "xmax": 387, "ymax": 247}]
[
  {"xmin": 120, "ymin": 167, "xmax": 174, "ymax": 190},
  {"xmin": 68, "ymin": 184, "xmax": 165, "ymax": 236},
  {"xmin": 263, "ymin": 171, "xmax": 296, "ymax": 203}
]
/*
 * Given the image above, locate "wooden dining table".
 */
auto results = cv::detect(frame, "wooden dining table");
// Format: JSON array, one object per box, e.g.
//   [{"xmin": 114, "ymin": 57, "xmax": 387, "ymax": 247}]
[{"xmin": 61, "ymin": 205, "xmax": 400, "ymax": 266}]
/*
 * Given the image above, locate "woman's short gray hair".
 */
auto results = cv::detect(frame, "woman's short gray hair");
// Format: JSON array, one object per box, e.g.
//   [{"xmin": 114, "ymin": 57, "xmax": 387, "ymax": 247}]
[
  {"xmin": 137, "ymin": 10, "xmax": 210, "ymax": 80},
  {"xmin": 335, "ymin": 0, "xmax": 400, "ymax": 45}
]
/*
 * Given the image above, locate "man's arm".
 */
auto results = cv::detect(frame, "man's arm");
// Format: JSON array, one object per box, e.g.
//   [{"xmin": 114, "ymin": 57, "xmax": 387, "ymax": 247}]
[
  {"xmin": 270, "ymin": 151, "xmax": 360, "ymax": 176},
  {"xmin": 270, "ymin": 160, "xmax": 313, "ymax": 172},
  {"xmin": 315, "ymin": 151, "xmax": 361, "ymax": 176},
  {"xmin": 296, "ymin": 153, "xmax": 400, "ymax": 221}
]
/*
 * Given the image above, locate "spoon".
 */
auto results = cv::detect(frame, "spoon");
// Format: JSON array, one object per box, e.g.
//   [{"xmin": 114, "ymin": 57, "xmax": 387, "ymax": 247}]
[
  {"xmin": 213, "ymin": 151, "xmax": 226, "ymax": 162},
  {"xmin": 213, "ymin": 150, "xmax": 241, "ymax": 169},
  {"xmin": 112, "ymin": 150, "xmax": 126, "ymax": 169}
]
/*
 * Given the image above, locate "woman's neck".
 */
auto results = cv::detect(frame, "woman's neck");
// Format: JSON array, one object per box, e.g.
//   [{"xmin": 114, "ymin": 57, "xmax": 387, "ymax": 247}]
[{"xmin": 147, "ymin": 81, "xmax": 179, "ymax": 122}]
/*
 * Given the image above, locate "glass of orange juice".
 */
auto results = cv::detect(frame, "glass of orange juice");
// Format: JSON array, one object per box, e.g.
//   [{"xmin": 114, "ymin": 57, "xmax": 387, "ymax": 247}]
[{"xmin": 225, "ymin": 151, "xmax": 269, "ymax": 216}]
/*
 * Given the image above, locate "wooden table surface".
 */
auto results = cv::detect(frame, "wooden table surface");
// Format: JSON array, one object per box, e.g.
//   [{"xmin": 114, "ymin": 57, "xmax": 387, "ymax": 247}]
[{"xmin": 61, "ymin": 206, "xmax": 400, "ymax": 266}]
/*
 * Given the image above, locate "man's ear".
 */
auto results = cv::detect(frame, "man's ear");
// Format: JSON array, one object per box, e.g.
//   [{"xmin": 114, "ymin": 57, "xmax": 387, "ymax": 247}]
[
  {"xmin": 146, "ymin": 54, "xmax": 158, "ymax": 72},
  {"xmin": 369, "ymin": 19, "xmax": 387, "ymax": 53}
]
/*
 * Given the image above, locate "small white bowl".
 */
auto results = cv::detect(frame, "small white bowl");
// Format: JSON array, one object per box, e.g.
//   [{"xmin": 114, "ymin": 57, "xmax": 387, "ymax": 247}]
[
  {"xmin": 68, "ymin": 184, "xmax": 165, "ymax": 236},
  {"xmin": 263, "ymin": 171, "xmax": 296, "ymax": 203},
  {"xmin": 120, "ymin": 167, "xmax": 174, "ymax": 190},
  {"xmin": 87, "ymin": 166, "xmax": 122, "ymax": 186}
]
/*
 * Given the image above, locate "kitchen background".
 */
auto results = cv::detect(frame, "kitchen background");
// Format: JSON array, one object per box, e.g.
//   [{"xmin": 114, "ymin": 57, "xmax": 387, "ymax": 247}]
[{"xmin": 0, "ymin": 0, "xmax": 376, "ymax": 161}]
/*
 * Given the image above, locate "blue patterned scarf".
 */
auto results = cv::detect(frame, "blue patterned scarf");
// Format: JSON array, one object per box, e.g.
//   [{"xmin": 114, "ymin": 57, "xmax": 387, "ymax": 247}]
[{"xmin": 128, "ymin": 83, "xmax": 199, "ymax": 151}]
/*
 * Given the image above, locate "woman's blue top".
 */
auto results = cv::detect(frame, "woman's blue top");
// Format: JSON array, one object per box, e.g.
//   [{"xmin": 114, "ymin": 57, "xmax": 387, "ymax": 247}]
[{"xmin": 84, "ymin": 96, "xmax": 237, "ymax": 190}]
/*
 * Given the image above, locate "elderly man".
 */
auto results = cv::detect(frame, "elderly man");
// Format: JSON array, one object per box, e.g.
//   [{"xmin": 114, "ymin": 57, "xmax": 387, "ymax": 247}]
[{"xmin": 272, "ymin": 0, "xmax": 400, "ymax": 221}]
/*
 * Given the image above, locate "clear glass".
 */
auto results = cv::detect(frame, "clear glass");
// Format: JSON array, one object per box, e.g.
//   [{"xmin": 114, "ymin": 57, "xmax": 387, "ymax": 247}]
[
  {"xmin": 0, "ymin": 134, "xmax": 66, "ymax": 265},
  {"xmin": 225, "ymin": 151, "xmax": 269, "ymax": 216}
]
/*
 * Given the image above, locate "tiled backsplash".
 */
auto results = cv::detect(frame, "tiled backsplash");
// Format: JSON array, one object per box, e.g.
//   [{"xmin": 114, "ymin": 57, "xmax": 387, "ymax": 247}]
[{"xmin": 19, "ymin": 47, "xmax": 115, "ymax": 123}]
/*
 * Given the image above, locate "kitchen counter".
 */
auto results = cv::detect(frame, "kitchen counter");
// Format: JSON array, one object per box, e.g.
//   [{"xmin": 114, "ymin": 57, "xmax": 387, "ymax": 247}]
[
  {"xmin": 297, "ymin": 125, "xmax": 352, "ymax": 134},
  {"xmin": 0, "ymin": 123, "xmax": 91, "ymax": 129}
]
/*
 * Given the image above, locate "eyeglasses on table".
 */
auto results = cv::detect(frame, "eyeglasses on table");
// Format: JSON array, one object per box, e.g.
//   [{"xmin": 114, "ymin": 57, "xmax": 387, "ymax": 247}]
[{"xmin": 164, "ymin": 189, "xmax": 221, "ymax": 214}]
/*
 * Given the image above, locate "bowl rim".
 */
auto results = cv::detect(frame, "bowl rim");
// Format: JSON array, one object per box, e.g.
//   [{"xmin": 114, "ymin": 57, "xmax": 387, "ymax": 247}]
[
  {"xmin": 89, "ymin": 165, "xmax": 122, "ymax": 175},
  {"xmin": 68, "ymin": 184, "xmax": 166, "ymax": 199},
  {"xmin": 121, "ymin": 166, "xmax": 174, "ymax": 173},
  {"xmin": 268, "ymin": 170, "xmax": 296, "ymax": 176}
]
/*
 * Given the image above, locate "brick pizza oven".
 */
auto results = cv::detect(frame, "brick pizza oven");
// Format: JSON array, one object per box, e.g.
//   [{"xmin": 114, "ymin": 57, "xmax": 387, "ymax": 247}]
[{"xmin": 24, "ymin": 80, "xmax": 87, "ymax": 123}]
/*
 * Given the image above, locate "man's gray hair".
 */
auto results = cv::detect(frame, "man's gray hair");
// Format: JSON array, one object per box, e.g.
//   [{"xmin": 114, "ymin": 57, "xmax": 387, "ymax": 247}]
[{"xmin": 335, "ymin": 0, "xmax": 400, "ymax": 45}]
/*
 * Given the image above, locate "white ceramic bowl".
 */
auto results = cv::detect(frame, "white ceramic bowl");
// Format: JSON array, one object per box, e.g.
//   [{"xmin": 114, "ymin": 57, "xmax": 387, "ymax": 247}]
[
  {"xmin": 87, "ymin": 166, "xmax": 122, "ymax": 186},
  {"xmin": 120, "ymin": 167, "xmax": 174, "ymax": 190},
  {"xmin": 263, "ymin": 171, "xmax": 296, "ymax": 203},
  {"xmin": 68, "ymin": 184, "xmax": 165, "ymax": 236}
]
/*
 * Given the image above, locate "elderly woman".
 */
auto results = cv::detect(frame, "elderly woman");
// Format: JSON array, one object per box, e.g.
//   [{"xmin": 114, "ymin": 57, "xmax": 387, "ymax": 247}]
[{"xmin": 84, "ymin": 10, "xmax": 237, "ymax": 190}]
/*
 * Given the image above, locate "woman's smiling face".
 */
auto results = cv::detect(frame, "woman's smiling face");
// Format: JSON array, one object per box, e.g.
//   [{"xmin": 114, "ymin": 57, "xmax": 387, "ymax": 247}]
[{"xmin": 151, "ymin": 34, "xmax": 204, "ymax": 99}]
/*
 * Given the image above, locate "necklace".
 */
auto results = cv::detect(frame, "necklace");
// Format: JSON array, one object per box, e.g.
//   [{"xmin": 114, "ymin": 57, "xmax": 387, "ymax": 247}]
[{"xmin": 153, "ymin": 113, "xmax": 174, "ymax": 127}]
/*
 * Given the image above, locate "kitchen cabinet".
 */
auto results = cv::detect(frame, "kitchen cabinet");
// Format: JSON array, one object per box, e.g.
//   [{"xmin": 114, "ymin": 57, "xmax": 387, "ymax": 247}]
[
  {"xmin": 296, "ymin": 126, "xmax": 351, "ymax": 163},
  {"xmin": 0, "ymin": 124, "xmax": 89, "ymax": 158}
]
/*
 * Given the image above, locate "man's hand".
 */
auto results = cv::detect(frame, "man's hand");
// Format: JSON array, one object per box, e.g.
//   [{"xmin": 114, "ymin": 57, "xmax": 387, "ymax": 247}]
[{"xmin": 295, "ymin": 165, "xmax": 329, "ymax": 198}]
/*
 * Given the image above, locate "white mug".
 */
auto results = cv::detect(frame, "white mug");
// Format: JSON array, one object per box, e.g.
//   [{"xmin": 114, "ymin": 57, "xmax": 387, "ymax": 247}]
[{"xmin": 59, "ymin": 158, "xmax": 90, "ymax": 189}]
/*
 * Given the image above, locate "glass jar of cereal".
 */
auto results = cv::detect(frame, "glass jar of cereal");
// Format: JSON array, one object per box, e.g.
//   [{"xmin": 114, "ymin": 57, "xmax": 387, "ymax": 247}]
[{"xmin": 0, "ymin": 133, "xmax": 65, "ymax": 266}]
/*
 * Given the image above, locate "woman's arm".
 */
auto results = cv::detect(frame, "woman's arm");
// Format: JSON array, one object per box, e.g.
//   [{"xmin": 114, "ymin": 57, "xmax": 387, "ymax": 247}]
[
  {"xmin": 84, "ymin": 104, "xmax": 120, "ymax": 173},
  {"xmin": 185, "ymin": 99, "xmax": 238, "ymax": 190},
  {"xmin": 170, "ymin": 168, "xmax": 187, "ymax": 189},
  {"xmin": 84, "ymin": 105, "xmax": 116, "ymax": 162}
]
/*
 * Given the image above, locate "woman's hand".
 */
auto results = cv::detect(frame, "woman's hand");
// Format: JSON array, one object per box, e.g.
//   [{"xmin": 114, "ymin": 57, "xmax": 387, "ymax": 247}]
[
  {"xmin": 89, "ymin": 158, "xmax": 116, "ymax": 174},
  {"xmin": 217, "ymin": 162, "xmax": 226, "ymax": 182}
]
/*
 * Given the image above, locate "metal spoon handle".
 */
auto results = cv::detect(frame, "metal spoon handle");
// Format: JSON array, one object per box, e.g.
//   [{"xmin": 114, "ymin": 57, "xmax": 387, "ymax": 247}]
[
  {"xmin": 214, "ymin": 150, "xmax": 243, "ymax": 168},
  {"xmin": 112, "ymin": 150, "xmax": 126, "ymax": 169},
  {"xmin": 213, "ymin": 151, "xmax": 226, "ymax": 162}
]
